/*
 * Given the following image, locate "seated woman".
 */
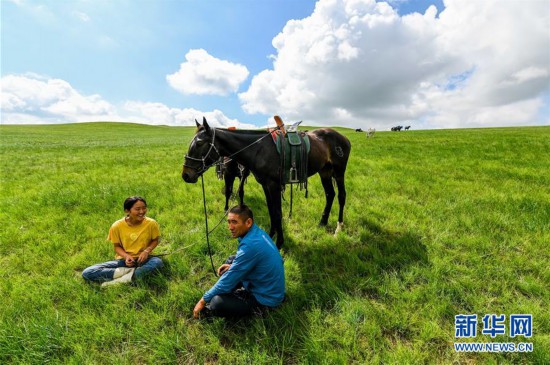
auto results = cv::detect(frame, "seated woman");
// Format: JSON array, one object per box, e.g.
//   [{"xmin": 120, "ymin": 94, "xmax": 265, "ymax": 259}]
[{"xmin": 82, "ymin": 196, "xmax": 163, "ymax": 287}]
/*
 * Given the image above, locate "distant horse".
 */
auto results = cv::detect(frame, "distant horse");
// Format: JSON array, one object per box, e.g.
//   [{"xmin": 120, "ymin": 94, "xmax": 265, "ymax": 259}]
[
  {"xmin": 404, "ymin": 126, "xmax": 411, "ymax": 130},
  {"xmin": 216, "ymin": 157, "xmax": 250, "ymax": 211},
  {"xmin": 366, "ymin": 128, "xmax": 376, "ymax": 138},
  {"xmin": 355, "ymin": 128, "xmax": 363, "ymax": 132},
  {"xmin": 182, "ymin": 117, "xmax": 351, "ymax": 248}
]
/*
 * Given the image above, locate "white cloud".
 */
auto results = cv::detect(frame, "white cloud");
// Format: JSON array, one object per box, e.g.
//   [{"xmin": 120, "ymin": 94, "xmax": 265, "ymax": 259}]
[
  {"xmin": 6, "ymin": 0, "xmax": 57, "ymax": 25},
  {"xmin": 1, "ymin": 74, "xmax": 253, "ymax": 128},
  {"xmin": 73, "ymin": 10, "xmax": 91, "ymax": 22},
  {"xmin": 240, "ymin": 0, "xmax": 550, "ymax": 129},
  {"xmin": 1, "ymin": 74, "xmax": 119, "ymax": 123},
  {"xmin": 122, "ymin": 101, "xmax": 256, "ymax": 128},
  {"xmin": 167, "ymin": 49, "xmax": 250, "ymax": 96}
]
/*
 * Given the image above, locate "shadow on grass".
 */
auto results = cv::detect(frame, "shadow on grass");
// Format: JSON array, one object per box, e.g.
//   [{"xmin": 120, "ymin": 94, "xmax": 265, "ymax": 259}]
[
  {"xmin": 193, "ymin": 217, "xmax": 428, "ymax": 362},
  {"xmin": 289, "ymin": 218, "xmax": 428, "ymax": 307}
]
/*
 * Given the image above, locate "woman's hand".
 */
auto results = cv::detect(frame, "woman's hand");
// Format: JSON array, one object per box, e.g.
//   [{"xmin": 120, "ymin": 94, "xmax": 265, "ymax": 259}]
[
  {"xmin": 137, "ymin": 250, "xmax": 150, "ymax": 264},
  {"xmin": 125, "ymin": 255, "xmax": 136, "ymax": 267}
]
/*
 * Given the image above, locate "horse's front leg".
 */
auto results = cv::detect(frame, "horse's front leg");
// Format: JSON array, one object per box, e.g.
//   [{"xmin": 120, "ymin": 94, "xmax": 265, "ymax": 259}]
[
  {"xmin": 224, "ymin": 174, "xmax": 235, "ymax": 211},
  {"xmin": 238, "ymin": 168, "xmax": 249, "ymax": 206},
  {"xmin": 319, "ymin": 174, "xmax": 336, "ymax": 226},
  {"xmin": 262, "ymin": 182, "xmax": 283, "ymax": 248},
  {"xmin": 271, "ymin": 185, "xmax": 284, "ymax": 249},
  {"xmin": 237, "ymin": 177, "xmax": 245, "ymax": 206},
  {"xmin": 261, "ymin": 184, "xmax": 275, "ymax": 238}
]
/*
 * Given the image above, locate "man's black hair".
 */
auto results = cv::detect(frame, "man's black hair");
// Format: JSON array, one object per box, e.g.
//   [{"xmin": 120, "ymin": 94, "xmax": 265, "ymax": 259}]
[{"xmin": 229, "ymin": 204, "xmax": 253, "ymax": 221}]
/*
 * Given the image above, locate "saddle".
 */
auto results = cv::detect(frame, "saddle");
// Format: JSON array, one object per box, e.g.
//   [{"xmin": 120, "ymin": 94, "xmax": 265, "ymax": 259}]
[{"xmin": 271, "ymin": 117, "xmax": 310, "ymax": 188}]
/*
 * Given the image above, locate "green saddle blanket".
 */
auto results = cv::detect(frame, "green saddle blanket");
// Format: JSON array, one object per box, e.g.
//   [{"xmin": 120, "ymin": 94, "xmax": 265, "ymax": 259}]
[{"xmin": 273, "ymin": 131, "xmax": 310, "ymax": 185}]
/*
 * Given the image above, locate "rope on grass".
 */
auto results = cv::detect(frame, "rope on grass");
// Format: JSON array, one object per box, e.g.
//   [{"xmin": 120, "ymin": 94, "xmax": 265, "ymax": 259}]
[{"xmin": 153, "ymin": 241, "xmax": 199, "ymax": 257}]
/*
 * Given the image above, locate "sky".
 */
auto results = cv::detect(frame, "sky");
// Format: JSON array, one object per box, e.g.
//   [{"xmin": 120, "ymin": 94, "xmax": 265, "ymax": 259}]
[{"xmin": 1, "ymin": 0, "xmax": 549, "ymax": 130}]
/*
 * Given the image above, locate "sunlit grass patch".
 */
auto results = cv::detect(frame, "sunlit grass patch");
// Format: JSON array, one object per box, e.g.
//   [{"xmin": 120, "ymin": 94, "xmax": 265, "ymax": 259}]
[{"xmin": 1, "ymin": 123, "xmax": 549, "ymax": 364}]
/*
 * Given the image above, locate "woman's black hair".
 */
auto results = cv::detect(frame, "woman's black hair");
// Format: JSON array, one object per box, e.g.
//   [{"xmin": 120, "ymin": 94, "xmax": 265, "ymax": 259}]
[{"xmin": 124, "ymin": 196, "xmax": 147, "ymax": 211}]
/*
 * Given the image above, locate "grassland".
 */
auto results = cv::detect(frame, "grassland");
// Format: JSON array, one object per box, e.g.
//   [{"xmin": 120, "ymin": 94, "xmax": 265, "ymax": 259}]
[{"xmin": 1, "ymin": 122, "xmax": 548, "ymax": 364}]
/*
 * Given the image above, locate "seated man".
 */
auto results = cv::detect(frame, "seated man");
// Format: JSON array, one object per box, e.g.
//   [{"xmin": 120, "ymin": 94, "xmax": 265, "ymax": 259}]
[{"xmin": 193, "ymin": 205, "xmax": 285, "ymax": 318}]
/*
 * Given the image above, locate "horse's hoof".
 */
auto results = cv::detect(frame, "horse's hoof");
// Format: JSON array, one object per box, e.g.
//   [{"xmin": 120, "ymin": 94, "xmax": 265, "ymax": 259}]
[
  {"xmin": 318, "ymin": 221, "xmax": 327, "ymax": 227},
  {"xmin": 334, "ymin": 222, "xmax": 344, "ymax": 236}
]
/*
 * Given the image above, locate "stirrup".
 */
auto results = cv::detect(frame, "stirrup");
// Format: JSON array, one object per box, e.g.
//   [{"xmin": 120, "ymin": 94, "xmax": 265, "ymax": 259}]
[{"xmin": 289, "ymin": 167, "xmax": 298, "ymax": 183}]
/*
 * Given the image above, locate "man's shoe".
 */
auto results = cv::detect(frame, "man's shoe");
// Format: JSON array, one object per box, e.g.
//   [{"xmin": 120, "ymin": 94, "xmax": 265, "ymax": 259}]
[
  {"xmin": 101, "ymin": 268, "xmax": 135, "ymax": 287},
  {"xmin": 197, "ymin": 305, "xmax": 214, "ymax": 321}
]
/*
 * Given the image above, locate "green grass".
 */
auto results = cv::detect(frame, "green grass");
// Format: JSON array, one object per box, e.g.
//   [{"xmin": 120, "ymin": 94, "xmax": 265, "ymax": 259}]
[{"xmin": 1, "ymin": 122, "xmax": 549, "ymax": 364}]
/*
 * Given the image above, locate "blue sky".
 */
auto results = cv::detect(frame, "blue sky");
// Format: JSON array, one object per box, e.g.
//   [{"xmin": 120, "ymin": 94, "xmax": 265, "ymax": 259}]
[
  {"xmin": 2, "ymin": 1, "xmax": 316, "ymax": 122},
  {"xmin": 2, "ymin": 0, "xmax": 549, "ymax": 130}
]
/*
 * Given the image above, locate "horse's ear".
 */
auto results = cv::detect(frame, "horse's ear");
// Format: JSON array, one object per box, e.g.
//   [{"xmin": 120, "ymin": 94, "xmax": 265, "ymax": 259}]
[
  {"xmin": 203, "ymin": 117, "xmax": 211, "ymax": 133},
  {"xmin": 195, "ymin": 119, "xmax": 201, "ymax": 128}
]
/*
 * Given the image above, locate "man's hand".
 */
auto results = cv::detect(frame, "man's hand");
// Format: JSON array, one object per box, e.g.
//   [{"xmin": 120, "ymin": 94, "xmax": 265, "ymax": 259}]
[
  {"xmin": 217, "ymin": 264, "xmax": 231, "ymax": 276},
  {"xmin": 193, "ymin": 298, "xmax": 207, "ymax": 319}
]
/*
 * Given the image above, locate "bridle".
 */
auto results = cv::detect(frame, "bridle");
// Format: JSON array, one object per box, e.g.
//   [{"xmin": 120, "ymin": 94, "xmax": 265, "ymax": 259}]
[{"xmin": 183, "ymin": 127, "xmax": 221, "ymax": 176}]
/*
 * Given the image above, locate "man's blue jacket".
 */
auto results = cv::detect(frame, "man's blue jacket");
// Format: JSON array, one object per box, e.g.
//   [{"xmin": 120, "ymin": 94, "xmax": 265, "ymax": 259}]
[{"xmin": 203, "ymin": 224, "xmax": 285, "ymax": 307}]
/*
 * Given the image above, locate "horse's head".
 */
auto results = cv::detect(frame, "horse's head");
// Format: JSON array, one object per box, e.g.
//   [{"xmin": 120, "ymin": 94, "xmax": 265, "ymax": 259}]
[{"xmin": 182, "ymin": 117, "xmax": 220, "ymax": 183}]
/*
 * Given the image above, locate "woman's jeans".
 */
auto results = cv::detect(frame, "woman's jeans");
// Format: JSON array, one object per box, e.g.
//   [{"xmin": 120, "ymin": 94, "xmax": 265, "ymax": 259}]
[{"xmin": 82, "ymin": 257, "xmax": 163, "ymax": 282}]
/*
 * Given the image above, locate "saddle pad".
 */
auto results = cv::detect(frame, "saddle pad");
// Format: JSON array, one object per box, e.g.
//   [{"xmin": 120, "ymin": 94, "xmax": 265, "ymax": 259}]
[
  {"xmin": 270, "ymin": 132, "xmax": 310, "ymax": 184},
  {"xmin": 271, "ymin": 131, "xmax": 310, "ymax": 154},
  {"xmin": 287, "ymin": 132, "xmax": 302, "ymax": 146}
]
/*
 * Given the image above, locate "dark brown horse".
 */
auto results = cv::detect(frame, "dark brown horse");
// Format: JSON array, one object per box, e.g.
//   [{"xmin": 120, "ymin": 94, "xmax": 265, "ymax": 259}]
[{"xmin": 182, "ymin": 118, "xmax": 351, "ymax": 248}]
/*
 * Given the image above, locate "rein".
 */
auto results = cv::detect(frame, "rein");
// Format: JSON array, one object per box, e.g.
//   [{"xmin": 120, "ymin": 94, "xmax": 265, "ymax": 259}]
[
  {"xmin": 201, "ymin": 174, "xmax": 218, "ymax": 277},
  {"xmin": 184, "ymin": 126, "xmax": 279, "ymax": 174},
  {"xmin": 152, "ymin": 241, "xmax": 199, "ymax": 258},
  {"xmin": 221, "ymin": 129, "xmax": 276, "ymax": 162},
  {"xmin": 152, "ymin": 210, "xmax": 228, "ymax": 261}
]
